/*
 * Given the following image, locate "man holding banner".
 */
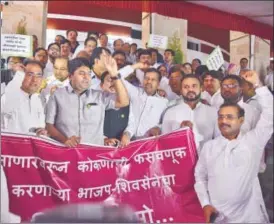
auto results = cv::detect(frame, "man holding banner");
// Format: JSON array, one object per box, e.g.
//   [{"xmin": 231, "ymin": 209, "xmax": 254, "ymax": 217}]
[
  {"xmin": 45, "ymin": 53, "xmax": 129, "ymax": 147},
  {"xmin": 194, "ymin": 70, "xmax": 273, "ymax": 223}
]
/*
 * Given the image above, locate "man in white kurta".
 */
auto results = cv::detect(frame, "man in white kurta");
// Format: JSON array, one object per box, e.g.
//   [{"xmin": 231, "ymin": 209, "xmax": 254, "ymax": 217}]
[
  {"xmin": 194, "ymin": 70, "xmax": 273, "ymax": 223},
  {"xmin": 1, "ymin": 165, "xmax": 21, "ymax": 223},
  {"xmin": 201, "ymin": 70, "xmax": 224, "ymax": 109},
  {"xmin": 1, "ymin": 61, "xmax": 46, "ymax": 134},
  {"xmin": 162, "ymin": 74, "xmax": 220, "ymax": 151},
  {"xmin": 220, "ymin": 75, "xmax": 260, "ymax": 135},
  {"xmin": 119, "ymin": 65, "xmax": 168, "ymax": 139}
]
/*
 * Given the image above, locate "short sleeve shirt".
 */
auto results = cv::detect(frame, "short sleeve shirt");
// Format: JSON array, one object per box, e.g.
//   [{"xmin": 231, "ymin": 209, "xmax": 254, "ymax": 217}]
[{"xmin": 45, "ymin": 84, "xmax": 116, "ymax": 145}]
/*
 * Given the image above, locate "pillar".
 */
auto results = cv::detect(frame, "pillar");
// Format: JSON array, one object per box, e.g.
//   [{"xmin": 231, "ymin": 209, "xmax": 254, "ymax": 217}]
[{"xmin": 1, "ymin": 1, "xmax": 48, "ymax": 48}]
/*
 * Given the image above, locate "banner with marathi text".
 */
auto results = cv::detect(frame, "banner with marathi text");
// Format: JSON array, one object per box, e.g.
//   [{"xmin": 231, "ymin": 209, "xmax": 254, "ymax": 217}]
[{"xmin": 1, "ymin": 128, "xmax": 205, "ymax": 223}]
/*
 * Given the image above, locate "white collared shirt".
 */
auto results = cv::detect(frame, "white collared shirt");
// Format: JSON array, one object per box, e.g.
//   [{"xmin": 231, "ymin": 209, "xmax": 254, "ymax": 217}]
[
  {"xmin": 40, "ymin": 75, "xmax": 69, "ymax": 107},
  {"xmin": 1, "ymin": 165, "xmax": 21, "ymax": 223},
  {"xmin": 43, "ymin": 60, "xmax": 54, "ymax": 78},
  {"xmin": 194, "ymin": 86, "xmax": 272, "ymax": 223},
  {"xmin": 1, "ymin": 88, "xmax": 45, "ymax": 133},
  {"xmin": 90, "ymin": 70, "xmax": 102, "ymax": 91},
  {"xmin": 119, "ymin": 65, "xmax": 168, "ymax": 138},
  {"xmin": 152, "ymin": 62, "xmax": 162, "ymax": 69},
  {"xmin": 159, "ymin": 76, "xmax": 178, "ymax": 101},
  {"xmin": 237, "ymin": 99, "xmax": 260, "ymax": 135},
  {"xmin": 245, "ymin": 94, "xmax": 262, "ymax": 113},
  {"xmin": 264, "ymin": 71, "xmax": 273, "ymax": 91},
  {"xmin": 162, "ymin": 101, "xmax": 220, "ymax": 150},
  {"xmin": 201, "ymin": 89, "xmax": 224, "ymax": 109}
]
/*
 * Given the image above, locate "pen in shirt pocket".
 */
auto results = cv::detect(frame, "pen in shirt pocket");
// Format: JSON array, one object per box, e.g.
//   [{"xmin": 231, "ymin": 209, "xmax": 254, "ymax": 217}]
[{"xmin": 86, "ymin": 103, "xmax": 98, "ymax": 109}]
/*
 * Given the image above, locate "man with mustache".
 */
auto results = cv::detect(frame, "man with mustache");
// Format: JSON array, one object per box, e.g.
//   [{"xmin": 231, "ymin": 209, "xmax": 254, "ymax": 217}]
[
  {"xmin": 1, "ymin": 60, "xmax": 47, "ymax": 136},
  {"xmin": 220, "ymin": 75, "xmax": 260, "ymax": 134},
  {"xmin": 201, "ymin": 70, "xmax": 224, "ymax": 109},
  {"xmin": 45, "ymin": 56, "xmax": 129, "ymax": 147},
  {"xmin": 162, "ymin": 74, "xmax": 219, "ymax": 151},
  {"xmin": 44, "ymin": 43, "xmax": 61, "ymax": 78},
  {"xmin": 117, "ymin": 65, "xmax": 168, "ymax": 139},
  {"xmin": 134, "ymin": 49, "xmax": 153, "ymax": 87},
  {"xmin": 194, "ymin": 70, "xmax": 272, "ymax": 223}
]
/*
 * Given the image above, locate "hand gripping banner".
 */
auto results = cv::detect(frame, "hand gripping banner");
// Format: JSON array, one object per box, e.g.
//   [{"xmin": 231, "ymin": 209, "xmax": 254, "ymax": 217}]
[{"xmin": 1, "ymin": 128, "xmax": 205, "ymax": 223}]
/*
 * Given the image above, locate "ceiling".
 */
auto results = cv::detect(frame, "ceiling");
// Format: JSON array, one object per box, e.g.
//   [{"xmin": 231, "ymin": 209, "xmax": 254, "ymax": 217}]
[{"xmin": 187, "ymin": 1, "xmax": 273, "ymax": 26}]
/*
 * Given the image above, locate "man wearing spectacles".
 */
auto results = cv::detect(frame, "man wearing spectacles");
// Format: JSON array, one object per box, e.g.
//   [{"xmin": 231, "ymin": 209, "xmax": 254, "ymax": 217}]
[
  {"xmin": 1, "ymin": 60, "xmax": 47, "ymax": 136},
  {"xmin": 220, "ymin": 75, "xmax": 260, "ymax": 135},
  {"xmin": 194, "ymin": 70, "xmax": 273, "ymax": 223},
  {"xmin": 43, "ymin": 43, "xmax": 61, "ymax": 78},
  {"xmin": 1, "ymin": 56, "xmax": 25, "ymax": 86}
]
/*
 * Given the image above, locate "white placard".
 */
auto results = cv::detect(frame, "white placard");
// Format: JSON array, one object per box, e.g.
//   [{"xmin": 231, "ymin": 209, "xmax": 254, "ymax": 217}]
[
  {"xmin": 148, "ymin": 34, "xmax": 168, "ymax": 50},
  {"xmin": 1, "ymin": 34, "xmax": 33, "ymax": 57},
  {"xmin": 206, "ymin": 46, "xmax": 224, "ymax": 71}
]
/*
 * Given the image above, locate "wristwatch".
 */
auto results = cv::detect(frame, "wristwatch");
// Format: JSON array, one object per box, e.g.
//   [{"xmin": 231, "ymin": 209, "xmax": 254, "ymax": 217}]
[{"xmin": 110, "ymin": 73, "xmax": 121, "ymax": 80}]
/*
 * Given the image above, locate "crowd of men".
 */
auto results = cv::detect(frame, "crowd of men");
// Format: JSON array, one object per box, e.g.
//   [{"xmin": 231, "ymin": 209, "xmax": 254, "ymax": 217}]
[{"xmin": 1, "ymin": 29, "xmax": 273, "ymax": 223}]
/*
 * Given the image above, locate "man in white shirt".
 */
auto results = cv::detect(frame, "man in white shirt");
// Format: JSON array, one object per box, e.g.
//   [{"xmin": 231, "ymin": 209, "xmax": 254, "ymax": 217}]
[
  {"xmin": 242, "ymin": 78, "xmax": 262, "ymax": 112},
  {"xmin": 220, "ymin": 75, "xmax": 260, "ymax": 134},
  {"xmin": 201, "ymin": 70, "xmax": 224, "ymax": 109},
  {"xmin": 167, "ymin": 66, "xmax": 184, "ymax": 105},
  {"xmin": 118, "ymin": 66, "xmax": 168, "ymax": 139},
  {"xmin": 162, "ymin": 74, "xmax": 219, "ymax": 150},
  {"xmin": 134, "ymin": 49, "xmax": 153, "ymax": 86},
  {"xmin": 1, "ymin": 165, "xmax": 21, "ymax": 223},
  {"xmin": 113, "ymin": 39, "xmax": 124, "ymax": 52},
  {"xmin": 194, "ymin": 70, "xmax": 273, "ymax": 223},
  {"xmin": 1, "ymin": 60, "xmax": 47, "ymax": 135},
  {"xmin": 264, "ymin": 59, "xmax": 273, "ymax": 92},
  {"xmin": 40, "ymin": 57, "xmax": 69, "ymax": 106},
  {"xmin": 89, "ymin": 47, "xmax": 112, "ymax": 90},
  {"xmin": 150, "ymin": 48, "xmax": 162, "ymax": 69},
  {"xmin": 44, "ymin": 43, "xmax": 61, "ymax": 78},
  {"xmin": 33, "ymin": 48, "xmax": 48, "ymax": 71},
  {"xmin": 60, "ymin": 39, "xmax": 73, "ymax": 60}
]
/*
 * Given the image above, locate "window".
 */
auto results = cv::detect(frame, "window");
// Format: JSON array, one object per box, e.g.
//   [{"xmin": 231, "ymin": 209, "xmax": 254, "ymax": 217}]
[{"xmin": 187, "ymin": 41, "xmax": 200, "ymax": 51}]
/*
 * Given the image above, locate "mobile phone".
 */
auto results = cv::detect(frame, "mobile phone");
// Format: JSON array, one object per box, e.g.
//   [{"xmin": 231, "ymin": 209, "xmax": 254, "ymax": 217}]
[{"xmin": 210, "ymin": 212, "xmax": 218, "ymax": 223}]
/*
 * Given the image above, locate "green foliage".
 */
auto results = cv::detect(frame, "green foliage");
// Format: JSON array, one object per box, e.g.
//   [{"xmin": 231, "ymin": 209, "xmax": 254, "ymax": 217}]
[{"xmin": 167, "ymin": 30, "xmax": 184, "ymax": 64}]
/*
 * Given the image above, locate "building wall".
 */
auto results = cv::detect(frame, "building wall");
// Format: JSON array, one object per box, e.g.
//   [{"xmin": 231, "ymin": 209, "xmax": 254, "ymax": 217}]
[
  {"xmin": 187, "ymin": 21, "xmax": 230, "ymax": 65},
  {"xmin": 47, "ymin": 1, "xmax": 142, "ymax": 48},
  {"xmin": 1, "ymin": 1, "xmax": 47, "ymax": 47}
]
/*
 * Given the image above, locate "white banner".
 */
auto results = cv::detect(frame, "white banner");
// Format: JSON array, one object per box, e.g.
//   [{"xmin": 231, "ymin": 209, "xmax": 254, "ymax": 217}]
[
  {"xmin": 206, "ymin": 46, "xmax": 224, "ymax": 71},
  {"xmin": 148, "ymin": 34, "xmax": 168, "ymax": 50},
  {"xmin": 1, "ymin": 34, "xmax": 32, "ymax": 57}
]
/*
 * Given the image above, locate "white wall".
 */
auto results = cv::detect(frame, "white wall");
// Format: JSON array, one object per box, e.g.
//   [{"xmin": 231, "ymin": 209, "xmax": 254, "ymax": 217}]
[{"xmin": 46, "ymin": 29, "xmax": 142, "ymax": 50}]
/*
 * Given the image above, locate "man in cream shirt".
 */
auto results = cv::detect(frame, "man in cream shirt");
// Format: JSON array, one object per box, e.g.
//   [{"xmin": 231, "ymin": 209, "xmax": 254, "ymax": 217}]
[
  {"xmin": 194, "ymin": 70, "xmax": 273, "ymax": 223},
  {"xmin": 40, "ymin": 56, "xmax": 70, "ymax": 107},
  {"xmin": 1, "ymin": 60, "xmax": 46, "ymax": 135}
]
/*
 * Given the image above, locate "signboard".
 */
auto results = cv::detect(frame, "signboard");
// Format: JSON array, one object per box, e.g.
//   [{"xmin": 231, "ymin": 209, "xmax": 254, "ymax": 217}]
[
  {"xmin": 206, "ymin": 46, "xmax": 224, "ymax": 71},
  {"xmin": 148, "ymin": 34, "xmax": 168, "ymax": 50},
  {"xmin": 1, "ymin": 34, "xmax": 33, "ymax": 57},
  {"xmin": 1, "ymin": 129, "xmax": 204, "ymax": 223}
]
